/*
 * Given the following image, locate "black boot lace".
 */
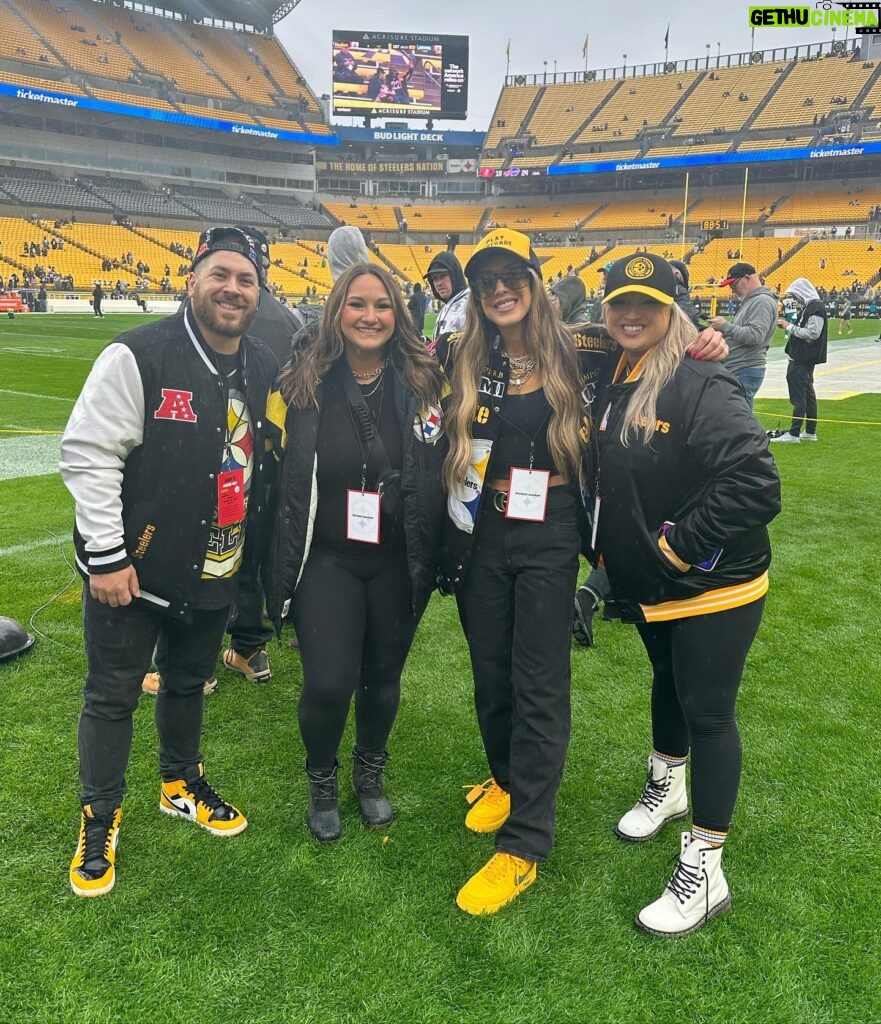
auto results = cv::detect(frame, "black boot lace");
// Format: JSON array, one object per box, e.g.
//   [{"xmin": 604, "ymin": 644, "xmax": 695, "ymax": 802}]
[
  {"xmin": 82, "ymin": 814, "xmax": 116, "ymax": 869},
  {"xmin": 188, "ymin": 774, "xmax": 234, "ymax": 819},
  {"xmin": 306, "ymin": 766, "xmax": 339, "ymax": 806},
  {"xmin": 666, "ymin": 850, "xmax": 710, "ymax": 922},
  {"xmin": 353, "ymin": 752, "xmax": 387, "ymax": 795},
  {"xmin": 637, "ymin": 769, "xmax": 670, "ymax": 812}
]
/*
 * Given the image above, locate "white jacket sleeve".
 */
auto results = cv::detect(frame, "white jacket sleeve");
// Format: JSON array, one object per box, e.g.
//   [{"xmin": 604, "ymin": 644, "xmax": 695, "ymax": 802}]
[{"xmin": 59, "ymin": 344, "xmax": 144, "ymax": 563}]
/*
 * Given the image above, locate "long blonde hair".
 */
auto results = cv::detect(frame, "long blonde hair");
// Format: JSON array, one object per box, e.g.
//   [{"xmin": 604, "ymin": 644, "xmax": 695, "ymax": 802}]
[
  {"xmin": 277, "ymin": 263, "xmax": 442, "ymax": 409},
  {"xmin": 606, "ymin": 301, "xmax": 697, "ymax": 446},
  {"xmin": 443, "ymin": 269, "xmax": 584, "ymax": 490}
]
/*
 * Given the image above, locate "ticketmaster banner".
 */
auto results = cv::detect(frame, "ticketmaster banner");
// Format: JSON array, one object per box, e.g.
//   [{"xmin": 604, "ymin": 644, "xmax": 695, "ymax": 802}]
[
  {"xmin": 0, "ymin": 81, "xmax": 338, "ymax": 146},
  {"xmin": 548, "ymin": 141, "xmax": 881, "ymax": 177}
]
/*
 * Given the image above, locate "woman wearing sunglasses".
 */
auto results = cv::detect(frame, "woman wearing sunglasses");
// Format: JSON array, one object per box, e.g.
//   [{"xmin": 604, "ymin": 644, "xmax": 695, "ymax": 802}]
[
  {"xmin": 435, "ymin": 232, "xmax": 730, "ymax": 917},
  {"xmin": 596, "ymin": 254, "xmax": 780, "ymax": 936},
  {"xmin": 435, "ymin": 230, "xmax": 606, "ymax": 915}
]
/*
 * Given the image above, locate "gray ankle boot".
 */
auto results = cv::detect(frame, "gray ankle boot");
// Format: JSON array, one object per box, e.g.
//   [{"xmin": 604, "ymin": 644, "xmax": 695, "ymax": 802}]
[
  {"xmin": 305, "ymin": 762, "xmax": 341, "ymax": 842},
  {"xmin": 352, "ymin": 748, "xmax": 393, "ymax": 827}
]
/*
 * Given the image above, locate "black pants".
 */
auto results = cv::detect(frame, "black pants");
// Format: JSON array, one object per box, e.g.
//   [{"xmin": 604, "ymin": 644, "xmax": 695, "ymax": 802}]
[
  {"xmin": 227, "ymin": 562, "xmax": 273, "ymax": 655},
  {"xmin": 635, "ymin": 597, "xmax": 765, "ymax": 834},
  {"xmin": 456, "ymin": 488, "xmax": 581, "ymax": 862},
  {"xmin": 293, "ymin": 543, "xmax": 426, "ymax": 770},
  {"xmin": 79, "ymin": 588, "xmax": 230, "ymax": 815},
  {"xmin": 786, "ymin": 360, "xmax": 817, "ymax": 436}
]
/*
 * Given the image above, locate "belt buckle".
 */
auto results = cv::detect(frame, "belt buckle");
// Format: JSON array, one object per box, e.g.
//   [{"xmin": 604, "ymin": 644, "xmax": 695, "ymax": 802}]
[{"xmin": 492, "ymin": 490, "xmax": 508, "ymax": 513}]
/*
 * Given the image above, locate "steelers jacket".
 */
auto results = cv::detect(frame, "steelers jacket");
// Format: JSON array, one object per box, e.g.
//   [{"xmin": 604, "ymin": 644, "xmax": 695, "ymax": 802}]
[
  {"xmin": 595, "ymin": 354, "xmax": 781, "ymax": 623},
  {"xmin": 261, "ymin": 354, "xmax": 448, "ymax": 631},
  {"xmin": 434, "ymin": 324, "xmax": 617, "ymax": 591},
  {"xmin": 60, "ymin": 310, "xmax": 276, "ymax": 615}
]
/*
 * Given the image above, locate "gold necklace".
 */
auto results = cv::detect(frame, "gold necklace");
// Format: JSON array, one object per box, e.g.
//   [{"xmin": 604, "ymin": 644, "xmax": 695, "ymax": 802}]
[{"xmin": 351, "ymin": 358, "xmax": 387, "ymax": 382}]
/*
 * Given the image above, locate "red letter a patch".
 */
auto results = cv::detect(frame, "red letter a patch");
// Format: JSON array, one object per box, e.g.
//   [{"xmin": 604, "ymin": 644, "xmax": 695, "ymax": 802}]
[{"xmin": 154, "ymin": 389, "xmax": 198, "ymax": 422}]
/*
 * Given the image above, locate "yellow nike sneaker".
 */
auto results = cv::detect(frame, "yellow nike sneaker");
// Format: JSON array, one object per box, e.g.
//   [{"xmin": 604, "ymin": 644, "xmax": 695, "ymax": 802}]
[
  {"xmin": 69, "ymin": 804, "xmax": 122, "ymax": 897},
  {"xmin": 159, "ymin": 763, "xmax": 247, "ymax": 836},
  {"xmin": 464, "ymin": 778, "xmax": 510, "ymax": 833},
  {"xmin": 456, "ymin": 852, "xmax": 537, "ymax": 915}
]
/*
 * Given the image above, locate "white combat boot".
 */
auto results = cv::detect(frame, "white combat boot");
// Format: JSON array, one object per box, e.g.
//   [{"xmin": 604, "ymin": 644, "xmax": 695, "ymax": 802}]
[
  {"xmin": 615, "ymin": 755, "xmax": 688, "ymax": 842},
  {"xmin": 635, "ymin": 832, "xmax": 731, "ymax": 937}
]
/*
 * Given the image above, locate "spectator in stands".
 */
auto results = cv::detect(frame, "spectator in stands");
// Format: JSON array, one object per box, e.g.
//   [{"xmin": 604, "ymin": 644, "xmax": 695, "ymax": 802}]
[
  {"xmin": 92, "ymin": 282, "xmax": 105, "ymax": 318},
  {"xmin": 711, "ymin": 263, "xmax": 778, "ymax": 408},
  {"xmin": 772, "ymin": 278, "xmax": 828, "ymax": 443},
  {"xmin": 590, "ymin": 262, "xmax": 614, "ymax": 323},
  {"xmin": 424, "ymin": 250, "xmax": 469, "ymax": 342}
]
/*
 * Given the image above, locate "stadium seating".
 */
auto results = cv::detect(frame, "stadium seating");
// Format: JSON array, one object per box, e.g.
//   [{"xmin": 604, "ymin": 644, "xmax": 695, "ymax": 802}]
[
  {"xmin": 774, "ymin": 239, "xmax": 881, "ymax": 292},
  {"xmin": 324, "ymin": 203, "xmax": 400, "ymax": 233},
  {"xmin": 584, "ymin": 200, "xmax": 684, "ymax": 231},
  {"xmin": 486, "ymin": 202, "xmax": 600, "ymax": 232},
  {"xmin": 686, "ymin": 192, "xmax": 785, "ymax": 225},
  {"xmin": 766, "ymin": 189, "xmax": 881, "ymax": 225},
  {"xmin": 670, "ymin": 63, "xmax": 785, "ymax": 136},
  {"xmin": 0, "ymin": 70, "xmax": 85, "ymax": 95},
  {"xmin": 736, "ymin": 136, "xmax": 814, "ymax": 151},
  {"xmin": 484, "ymin": 85, "xmax": 541, "ymax": 151},
  {"xmin": 523, "ymin": 81, "xmax": 618, "ymax": 147},
  {"xmin": 752, "ymin": 53, "xmax": 874, "ymax": 130},
  {"xmin": 574, "ymin": 71, "xmax": 701, "ymax": 143},
  {"xmin": 401, "ymin": 206, "xmax": 486, "ymax": 234},
  {"xmin": 686, "ymin": 237, "xmax": 801, "ymax": 290},
  {"xmin": 0, "ymin": 176, "xmax": 112, "ymax": 213}
]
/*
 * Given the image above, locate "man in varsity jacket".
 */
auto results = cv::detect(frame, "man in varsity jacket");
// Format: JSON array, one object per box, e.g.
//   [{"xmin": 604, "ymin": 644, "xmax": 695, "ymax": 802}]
[{"xmin": 60, "ymin": 227, "xmax": 277, "ymax": 898}]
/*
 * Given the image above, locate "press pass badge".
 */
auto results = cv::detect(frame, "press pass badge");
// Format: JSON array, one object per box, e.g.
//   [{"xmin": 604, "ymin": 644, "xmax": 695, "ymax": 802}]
[
  {"xmin": 505, "ymin": 467, "xmax": 550, "ymax": 522},
  {"xmin": 346, "ymin": 489, "xmax": 382, "ymax": 544},
  {"xmin": 217, "ymin": 469, "xmax": 245, "ymax": 525}
]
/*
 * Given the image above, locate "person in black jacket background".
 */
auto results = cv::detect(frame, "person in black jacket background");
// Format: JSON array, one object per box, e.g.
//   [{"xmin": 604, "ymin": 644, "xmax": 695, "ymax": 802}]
[
  {"xmin": 596, "ymin": 254, "xmax": 780, "ymax": 937},
  {"xmin": 407, "ymin": 281, "xmax": 426, "ymax": 334},
  {"xmin": 265, "ymin": 264, "xmax": 445, "ymax": 842},
  {"xmin": 772, "ymin": 276, "xmax": 829, "ymax": 444}
]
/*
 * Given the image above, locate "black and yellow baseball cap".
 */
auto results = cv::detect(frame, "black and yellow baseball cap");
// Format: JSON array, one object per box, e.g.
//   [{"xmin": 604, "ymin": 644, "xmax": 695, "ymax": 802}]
[
  {"xmin": 464, "ymin": 228, "xmax": 542, "ymax": 281},
  {"xmin": 602, "ymin": 253, "xmax": 676, "ymax": 306}
]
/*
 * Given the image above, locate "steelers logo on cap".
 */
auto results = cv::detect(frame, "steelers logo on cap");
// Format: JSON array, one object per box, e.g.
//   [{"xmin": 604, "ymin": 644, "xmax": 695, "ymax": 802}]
[{"xmin": 625, "ymin": 257, "xmax": 654, "ymax": 280}]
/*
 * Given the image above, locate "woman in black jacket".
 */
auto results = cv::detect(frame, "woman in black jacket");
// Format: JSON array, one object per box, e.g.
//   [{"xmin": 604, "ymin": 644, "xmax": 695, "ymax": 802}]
[
  {"xmin": 264, "ymin": 264, "xmax": 445, "ymax": 841},
  {"xmin": 595, "ymin": 254, "xmax": 781, "ymax": 937}
]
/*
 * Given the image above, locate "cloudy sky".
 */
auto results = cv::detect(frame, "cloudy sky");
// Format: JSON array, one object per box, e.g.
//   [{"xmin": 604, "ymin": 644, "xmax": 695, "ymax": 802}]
[{"xmin": 275, "ymin": 1, "xmax": 855, "ymax": 131}]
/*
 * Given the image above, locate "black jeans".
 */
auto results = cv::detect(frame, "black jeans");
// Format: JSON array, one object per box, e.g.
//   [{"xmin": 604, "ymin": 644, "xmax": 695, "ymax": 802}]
[
  {"xmin": 293, "ymin": 543, "xmax": 426, "ymax": 769},
  {"xmin": 227, "ymin": 562, "xmax": 274, "ymax": 655},
  {"xmin": 635, "ymin": 597, "xmax": 765, "ymax": 834},
  {"xmin": 79, "ymin": 588, "xmax": 230, "ymax": 815},
  {"xmin": 786, "ymin": 360, "xmax": 818, "ymax": 436},
  {"xmin": 456, "ymin": 487, "xmax": 581, "ymax": 862}
]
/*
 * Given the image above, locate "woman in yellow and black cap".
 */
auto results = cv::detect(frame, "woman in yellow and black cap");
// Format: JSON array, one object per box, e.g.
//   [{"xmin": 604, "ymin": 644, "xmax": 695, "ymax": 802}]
[
  {"xmin": 595, "ymin": 253, "xmax": 781, "ymax": 936},
  {"xmin": 435, "ymin": 229, "xmax": 612, "ymax": 916}
]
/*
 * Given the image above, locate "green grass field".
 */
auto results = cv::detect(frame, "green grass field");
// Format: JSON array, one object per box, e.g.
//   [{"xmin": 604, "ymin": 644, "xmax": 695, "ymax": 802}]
[{"xmin": 1, "ymin": 315, "xmax": 880, "ymax": 1024}]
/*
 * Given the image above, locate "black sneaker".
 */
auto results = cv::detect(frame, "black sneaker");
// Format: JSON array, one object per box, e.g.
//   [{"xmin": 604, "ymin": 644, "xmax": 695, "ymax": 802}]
[
  {"xmin": 69, "ymin": 804, "xmax": 122, "ymax": 897},
  {"xmin": 573, "ymin": 588, "xmax": 596, "ymax": 647}
]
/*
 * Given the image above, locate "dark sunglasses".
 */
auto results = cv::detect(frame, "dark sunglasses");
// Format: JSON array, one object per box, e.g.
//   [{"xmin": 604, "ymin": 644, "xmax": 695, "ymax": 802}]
[{"xmin": 473, "ymin": 268, "xmax": 531, "ymax": 297}]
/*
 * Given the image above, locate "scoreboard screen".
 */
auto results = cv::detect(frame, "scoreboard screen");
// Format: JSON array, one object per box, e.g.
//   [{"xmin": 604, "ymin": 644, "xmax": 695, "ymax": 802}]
[{"xmin": 332, "ymin": 30, "xmax": 469, "ymax": 120}]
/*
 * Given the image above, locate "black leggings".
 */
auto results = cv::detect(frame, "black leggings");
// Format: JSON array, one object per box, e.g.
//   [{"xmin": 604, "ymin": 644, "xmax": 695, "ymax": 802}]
[
  {"xmin": 635, "ymin": 597, "xmax": 765, "ymax": 834},
  {"xmin": 292, "ymin": 543, "xmax": 425, "ymax": 770}
]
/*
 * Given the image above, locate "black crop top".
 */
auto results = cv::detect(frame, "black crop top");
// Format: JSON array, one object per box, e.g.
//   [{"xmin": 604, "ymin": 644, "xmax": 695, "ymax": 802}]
[
  {"xmin": 492, "ymin": 388, "xmax": 559, "ymax": 479},
  {"xmin": 312, "ymin": 361, "xmax": 403, "ymax": 551}
]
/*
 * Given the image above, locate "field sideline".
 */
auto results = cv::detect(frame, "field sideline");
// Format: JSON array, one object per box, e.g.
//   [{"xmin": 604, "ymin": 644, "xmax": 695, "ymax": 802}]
[{"xmin": 1, "ymin": 315, "xmax": 879, "ymax": 1023}]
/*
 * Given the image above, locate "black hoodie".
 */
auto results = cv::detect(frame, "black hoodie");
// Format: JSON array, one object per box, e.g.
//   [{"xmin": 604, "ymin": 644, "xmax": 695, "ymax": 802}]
[{"xmin": 425, "ymin": 250, "xmax": 467, "ymax": 300}]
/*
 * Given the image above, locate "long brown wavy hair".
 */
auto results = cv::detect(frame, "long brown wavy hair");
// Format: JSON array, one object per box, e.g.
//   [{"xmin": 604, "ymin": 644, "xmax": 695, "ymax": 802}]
[
  {"xmin": 277, "ymin": 263, "xmax": 442, "ymax": 409},
  {"xmin": 443, "ymin": 267, "xmax": 584, "ymax": 491}
]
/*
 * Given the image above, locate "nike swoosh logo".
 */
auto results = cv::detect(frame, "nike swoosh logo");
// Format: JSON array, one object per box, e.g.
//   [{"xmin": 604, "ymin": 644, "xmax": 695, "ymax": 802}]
[
  {"xmin": 515, "ymin": 867, "xmax": 534, "ymax": 886},
  {"xmin": 166, "ymin": 795, "xmax": 196, "ymax": 816}
]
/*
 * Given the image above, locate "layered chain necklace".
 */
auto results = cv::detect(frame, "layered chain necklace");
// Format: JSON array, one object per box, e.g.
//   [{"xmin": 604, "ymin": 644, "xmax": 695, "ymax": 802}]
[
  {"xmin": 504, "ymin": 349, "xmax": 537, "ymax": 392},
  {"xmin": 351, "ymin": 357, "xmax": 388, "ymax": 397}
]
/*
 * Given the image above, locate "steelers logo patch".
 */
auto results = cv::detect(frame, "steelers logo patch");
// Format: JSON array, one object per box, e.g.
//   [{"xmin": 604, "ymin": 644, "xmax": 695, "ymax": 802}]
[{"xmin": 625, "ymin": 257, "xmax": 654, "ymax": 280}]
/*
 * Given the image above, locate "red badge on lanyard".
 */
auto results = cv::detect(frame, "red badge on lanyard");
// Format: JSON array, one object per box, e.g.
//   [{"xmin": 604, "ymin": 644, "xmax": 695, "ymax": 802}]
[{"xmin": 217, "ymin": 469, "xmax": 245, "ymax": 525}]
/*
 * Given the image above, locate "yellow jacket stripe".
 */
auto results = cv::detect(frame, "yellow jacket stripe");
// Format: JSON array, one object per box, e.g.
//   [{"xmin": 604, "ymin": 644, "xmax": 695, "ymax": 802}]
[{"xmin": 640, "ymin": 571, "xmax": 769, "ymax": 622}]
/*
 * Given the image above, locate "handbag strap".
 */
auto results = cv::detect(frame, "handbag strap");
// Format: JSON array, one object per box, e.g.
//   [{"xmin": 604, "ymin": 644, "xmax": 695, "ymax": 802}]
[{"xmin": 341, "ymin": 361, "xmax": 393, "ymax": 482}]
